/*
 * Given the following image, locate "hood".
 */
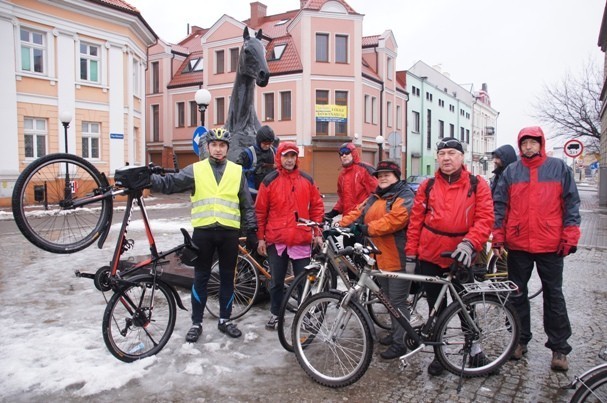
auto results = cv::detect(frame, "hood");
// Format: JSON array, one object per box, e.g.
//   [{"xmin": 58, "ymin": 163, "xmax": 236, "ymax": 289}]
[
  {"xmin": 275, "ymin": 142, "xmax": 299, "ymax": 172},
  {"xmin": 517, "ymin": 126, "xmax": 546, "ymax": 158},
  {"xmin": 341, "ymin": 143, "xmax": 361, "ymax": 164},
  {"xmin": 491, "ymin": 144, "xmax": 518, "ymax": 174}
]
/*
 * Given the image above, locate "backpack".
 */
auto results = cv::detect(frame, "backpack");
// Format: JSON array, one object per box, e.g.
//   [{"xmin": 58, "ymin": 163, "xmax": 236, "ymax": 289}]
[{"xmin": 244, "ymin": 145, "xmax": 276, "ymax": 190}]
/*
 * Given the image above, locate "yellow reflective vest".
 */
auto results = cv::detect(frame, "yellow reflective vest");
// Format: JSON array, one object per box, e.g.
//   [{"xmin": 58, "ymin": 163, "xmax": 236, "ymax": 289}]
[{"xmin": 191, "ymin": 159, "xmax": 241, "ymax": 229}]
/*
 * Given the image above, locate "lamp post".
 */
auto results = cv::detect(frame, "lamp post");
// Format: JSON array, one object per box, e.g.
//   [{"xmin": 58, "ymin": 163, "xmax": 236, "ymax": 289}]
[
  {"xmin": 375, "ymin": 135, "xmax": 385, "ymax": 162},
  {"xmin": 59, "ymin": 111, "xmax": 72, "ymax": 153},
  {"xmin": 194, "ymin": 88, "xmax": 211, "ymax": 127}
]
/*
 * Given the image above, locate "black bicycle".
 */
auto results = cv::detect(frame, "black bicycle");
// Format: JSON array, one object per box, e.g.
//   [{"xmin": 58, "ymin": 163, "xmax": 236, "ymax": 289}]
[{"xmin": 12, "ymin": 153, "xmax": 194, "ymax": 362}]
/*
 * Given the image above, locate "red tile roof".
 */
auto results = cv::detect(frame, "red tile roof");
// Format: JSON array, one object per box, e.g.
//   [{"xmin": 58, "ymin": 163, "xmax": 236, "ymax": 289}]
[
  {"xmin": 301, "ymin": 0, "xmax": 360, "ymax": 14},
  {"xmin": 362, "ymin": 35, "xmax": 380, "ymax": 48},
  {"xmin": 266, "ymin": 35, "xmax": 302, "ymax": 75}
]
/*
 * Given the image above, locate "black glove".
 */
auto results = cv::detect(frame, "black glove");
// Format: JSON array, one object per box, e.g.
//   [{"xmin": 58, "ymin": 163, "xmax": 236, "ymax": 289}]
[
  {"xmin": 348, "ymin": 223, "xmax": 368, "ymax": 237},
  {"xmin": 324, "ymin": 209, "xmax": 339, "ymax": 222},
  {"xmin": 246, "ymin": 231, "xmax": 258, "ymax": 251}
]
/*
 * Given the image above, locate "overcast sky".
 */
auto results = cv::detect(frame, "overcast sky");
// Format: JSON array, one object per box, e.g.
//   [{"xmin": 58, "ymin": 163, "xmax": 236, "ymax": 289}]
[{"xmin": 127, "ymin": 0, "xmax": 605, "ymax": 149}]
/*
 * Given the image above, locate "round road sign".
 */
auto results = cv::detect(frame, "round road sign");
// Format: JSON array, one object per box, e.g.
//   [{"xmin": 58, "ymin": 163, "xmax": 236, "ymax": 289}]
[{"xmin": 563, "ymin": 139, "xmax": 583, "ymax": 158}]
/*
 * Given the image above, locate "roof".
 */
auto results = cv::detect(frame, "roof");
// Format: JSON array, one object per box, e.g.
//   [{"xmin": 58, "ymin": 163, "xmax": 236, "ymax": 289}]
[
  {"xmin": 168, "ymin": 50, "xmax": 203, "ymax": 89},
  {"xmin": 84, "ymin": 0, "xmax": 158, "ymax": 39}
]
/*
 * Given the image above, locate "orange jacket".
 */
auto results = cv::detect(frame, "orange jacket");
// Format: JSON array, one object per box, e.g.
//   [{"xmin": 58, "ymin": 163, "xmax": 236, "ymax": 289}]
[{"xmin": 340, "ymin": 181, "xmax": 414, "ymax": 271}]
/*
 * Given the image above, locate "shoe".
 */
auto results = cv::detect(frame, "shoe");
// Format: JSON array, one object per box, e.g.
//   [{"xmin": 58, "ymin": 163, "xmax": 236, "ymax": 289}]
[
  {"xmin": 428, "ymin": 358, "xmax": 444, "ymax": 376},
  {"xmin": 265, "ymin": 314, "xmax": 278, "ymax": 330},
  {"xmin": 409, "ymin": 309, "xmax": 424, "ymax": 328},
  {"xmin": 185, "ymin": 323, "xmax": 202, "ymax": 343},
  {"xmin": 510, "ymin": 343, "xmax": 528, "ymax": 360},
  {"xmin": 380, "ymin": 344, "xmax": 407, "ymax": 360},
  {"xmin": 379, "ymin": 334, "xmax": 393, "ymax": 346},
  {"xmin": 551, "ymin": 351, "xmax": 569, "ymax": 371},
  {"xmin": 469, "ymin": 352, "xmax": 500, "ymax": 375},
  {"xmin": 218, "ymin": 321, "xmax": 242, "ymax": 338}
]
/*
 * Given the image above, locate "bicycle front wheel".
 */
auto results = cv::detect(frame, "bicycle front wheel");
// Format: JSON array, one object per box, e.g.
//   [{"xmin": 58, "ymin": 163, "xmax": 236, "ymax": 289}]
[
  {"xmin": 102, "ymin": 278, "xmax": 176, "ymax": 362},
  {"xmin": 277, "ymin": 266, "xmax": 335, "ymax": 352},
  {"xmin": 12, "ymin": 153, "xmax": 112, "ymax": 253},
  {"xmin": 571, "ymin": 366, "xmax": 607, "ymax": 402},
  {"xmin": 434, "ymin": 294, "xmax": 520, "ymax": 377},
  {"xmin": 206, "ymin": 254, "xmax": 259, "ymax": 320},
  {"xmin": 292, "ymin": 292, "xmax": 373, "ymax": 388}
]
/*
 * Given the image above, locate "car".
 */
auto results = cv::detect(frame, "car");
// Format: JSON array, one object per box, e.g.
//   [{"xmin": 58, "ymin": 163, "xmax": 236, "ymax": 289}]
[{"xmin": 405, "ymin": 175, "xmax": 433, "ymax": 193}]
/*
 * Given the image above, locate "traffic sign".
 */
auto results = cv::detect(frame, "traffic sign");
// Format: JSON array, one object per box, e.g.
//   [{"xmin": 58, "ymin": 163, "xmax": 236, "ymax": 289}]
[
  {"xmin": 563, "ymin": 139, "xmax": 583, "ymax": 158},
  {"xmin": 192, "ymin": 126, "xmax": 208, "ymax": 155}
]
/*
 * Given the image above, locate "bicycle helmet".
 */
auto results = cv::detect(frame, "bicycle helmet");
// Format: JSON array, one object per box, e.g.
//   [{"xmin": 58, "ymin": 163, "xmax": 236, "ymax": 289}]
[
  {"xmin": 256, "ymin": 125, "xmax": 275, "ymax": 146},
  {"xmin": 206, "ymin": 128, "xmax": 231, "ymax": 146}
]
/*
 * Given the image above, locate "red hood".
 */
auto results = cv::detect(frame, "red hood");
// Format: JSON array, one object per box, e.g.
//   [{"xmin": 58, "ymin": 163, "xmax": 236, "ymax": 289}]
[
  {"xmin": 517, "ymin": 126, "xmax": 547, "ymax": 166},
  {"xmin": 341, "ymin": 143, "xmax": 361, "ymax": 165},
  {"xmin": 275, "ymin": 142, "xmax": 299, "ymax": 173}
]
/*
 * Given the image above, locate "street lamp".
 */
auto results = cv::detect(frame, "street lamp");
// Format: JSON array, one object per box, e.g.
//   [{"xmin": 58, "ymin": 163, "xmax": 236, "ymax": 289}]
[
  {"xmin": 375, "ymin": 135, "xmax": 385, "ymax": 162},
  {"xmin": 59, "ymin": 111, "xmax": 72, "ymax": 153},
  {"xmin": 194, "ymin": 88, "xmax": 211, "ymax": 127}
]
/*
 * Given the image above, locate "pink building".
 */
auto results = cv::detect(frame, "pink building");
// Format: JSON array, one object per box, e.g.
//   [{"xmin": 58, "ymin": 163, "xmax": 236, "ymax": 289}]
[{"xmin": 147, "ymin": 0, "xmax": 408, "ymax": 193}]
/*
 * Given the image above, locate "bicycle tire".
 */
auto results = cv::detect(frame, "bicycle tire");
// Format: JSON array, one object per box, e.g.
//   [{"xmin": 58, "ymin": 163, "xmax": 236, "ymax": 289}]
[
  {"xmin": 12, "ymin": 153, "xmax": 112, "ymax": 253},
  {"xmin": 570, "ymin": 366, "xmax": 607, "ymax": 402},
  {"xmin": 488, "ymin": 254, "xmax": 543, "ymax": 300},
  {"xmin": 434, "ymin": 294, "xmax": 520, "ymax": 377},
  {"xmin": 292, "ymin": 292, "xmax": 373, "ymax": 388},
  {"xmin": 206, "ymin": 254, "xmax": 260, "ymax": 320},
  {"xmin": 102, "ymin": 277, "xmax": 176, "ymax": 362},
  {"xmin": 277, "ymin": 266, "xmax": 336, "ymax": 352},
  {"xmin": 365, "ymin": 287, "xmax": 391, "ymax": 330}
]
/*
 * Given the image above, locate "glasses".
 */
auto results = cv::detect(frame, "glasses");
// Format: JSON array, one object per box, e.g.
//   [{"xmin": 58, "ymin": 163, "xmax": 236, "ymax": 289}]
[
  {"xmin": 338, "ymin": 148, "xmax": 351, "ymax": 156},
  {"xmin": 436, "ymin": 139, "xmax": 462, "ymax": 150}
]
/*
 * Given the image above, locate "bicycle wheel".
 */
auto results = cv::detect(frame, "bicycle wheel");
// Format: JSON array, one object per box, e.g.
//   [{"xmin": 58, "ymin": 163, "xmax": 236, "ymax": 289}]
[
  {"xmin": 434, "ymin": 294, "xmax": 520, "ymax": 377},
  {"xmin": 102, "ymin": 277, "xmax": 176, "ymax": 362},
  {"xmin": 571, "ymin": 366, "xmax": 607, "ymax": 402},
  {"xmin": 365, "ymin": 287, "xmax": 391, "ymax": 330},
  {"xmin": 277, "ymin": 266, "xmax": 335, "ymax": 352},
  {"xmin": 12, "ymin": 153, "xmax": 112, "ymax": 253},
  {"xmin": 206, "ymin": 254, "xmax": 260, "ymax": 319},
  {"xmin": 488, "ymin": 253, "xmax": 543, "ymax": 300},
  {"xmin": 292, "ymin": 292, "xmax": 373, "ymax": 388}
]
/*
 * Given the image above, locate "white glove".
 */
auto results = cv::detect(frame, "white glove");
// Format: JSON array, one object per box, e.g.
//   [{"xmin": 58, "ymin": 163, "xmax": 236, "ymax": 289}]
[{"xmin": 451, "ymin": 240, "xmax": 474, "ymax": 268}]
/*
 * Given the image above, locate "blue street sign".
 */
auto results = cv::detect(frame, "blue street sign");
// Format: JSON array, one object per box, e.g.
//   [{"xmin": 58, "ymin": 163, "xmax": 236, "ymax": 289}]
[{"xmin": 192, "ymin": 126, "xmax": 208, "ymax": 155}]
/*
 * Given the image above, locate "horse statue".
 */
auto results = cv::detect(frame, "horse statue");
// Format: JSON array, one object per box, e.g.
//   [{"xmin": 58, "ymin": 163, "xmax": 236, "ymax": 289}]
[{"xmin": 201, "ymin": 27, "xmax": 267, "ymax": 162}]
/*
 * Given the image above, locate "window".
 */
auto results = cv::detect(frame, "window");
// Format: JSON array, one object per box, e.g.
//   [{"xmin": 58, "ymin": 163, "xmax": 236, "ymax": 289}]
[
  {"xmin": 335, "ymin": 90, "xmax": 348, "ymax": 135},
  {"xmin": 450, "ymin": 123, "xmax": 455, "ymax": 137},
  {"xmin": 132, "ymin": 59, "xmax": 140, "ymax": 97},
  {"xmin": 82, "ymin": 121, "xmax": 100, "ymax": 159},
  {"xmin": 183, "ymin": 57, "xmax": 203, "ymax": 73},
  {"xmin": 20, "ymin": 28, "xmax": 45, "ymax": 74},
  {"xmin": 316, "ymin": 90, "xmax": 329, "ymax": 135},
  {"xmin": 270, "ymin": 44, "xmax": 287, "ymax": 61},
  {"xmin": 426, "ymin": 109, "xmax": 432, "ymax": 149},
  {"xmin": 449, "ymin": 104, "xmax": 455, "ymax": 112},
  {"xmin": 396, "ymin": 105, "xmax": 402, "ymax": 130},
  {"xmin": 264, "ymin": 93, "xmax": 274, "ymax": 121},
  {"xmin": 152, "ymin": 62, "xmax": 159, "ymax": 93},
  {"xmin": 176, "ymin": 102, "xmax": 185, "ymax": 127},
  {"xmin": 364, "ymin": 95, "xmax": 371, "ymax": 123},
  {"xmin": 387, "ymin": 57, "xmax": 393, "ymax": 80},
  {"xmin": 280, "ymin": 91, "xmax": 291, "ymax": 120},
  {"xmin": 80, "ymin": 42, "xmax": 100, "ymax": 83},
  {"xmin": 24, "ymin": 117, "xmax": 47, "ymax": 158},
  {"xmin": 229, "ymin": 48, "xmax": 239, "ymax": 72},
  {"xmin": 316, "ymin": 33, "xmax": 329, "ymax": 62},
  {"xmin": 460, "ymin": 127, "xmax": 465, "ymax": 141},
  {"xmin": 425, "ymin": 92, "xmax": 433, "ymax": 102},
  {"xmin": 215, "ymin": 97, "xmax": 225, "ymax": 125},
  {"xmin": 438, "ymin": 99, "xmax": 445, "ymax": 107},
  {"xmin": 372, "ymin": 97, "xmax": 378, "ymax": 125},
  {"xmin": 215, "ymin": 50, "xmax": 224, "ymax": 74},
  {"xmin": 386, "ymin": 101, "xmax": 393, "ymax": 127},
  {"xmin": 335, "ymin": 35, "xmax": 347, "ymax": 63},
  {"xmin": 439, "ymin": 120, "xmax": 445, "ymax": 138},
  {"xmin": 152, "ymin": 105, "xmax": 159, "ymax": 142},
  {"xmin": 412, "ymin": 111, "xmax": 420, "ymax": 133},
  {"xmin": 190, "ymin": 101, "xmax": 198, "ymax": 127},
  {"xmin": 466, "ymin": 129, "xmax": 470, "ymax": 143}
]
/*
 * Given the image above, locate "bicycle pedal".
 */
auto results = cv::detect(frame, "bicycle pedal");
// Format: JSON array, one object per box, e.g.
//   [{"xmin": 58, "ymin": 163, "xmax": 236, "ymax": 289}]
[{"xmin": 398, "ymin": 358, "xmax": 409, "ymax": 370}]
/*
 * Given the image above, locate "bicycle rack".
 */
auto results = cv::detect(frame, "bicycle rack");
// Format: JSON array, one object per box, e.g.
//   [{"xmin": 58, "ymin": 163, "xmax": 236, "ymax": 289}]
[{"xmin": 461, "ymin": 280, "xmax": 518, "ymax": 295}]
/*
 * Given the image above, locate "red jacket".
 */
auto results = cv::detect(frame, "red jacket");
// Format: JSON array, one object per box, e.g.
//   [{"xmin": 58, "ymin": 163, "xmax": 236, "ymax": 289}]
[
  {"xmin": 492, "ymin": 127, "xmax": 581, "ymax": 252},
  {"xmin": 255, "ymin": 142, "xmax": 325, "ymax": 246},
  {"xmin": 406, "ymin": 167, "xmax": 494, "ymax": 269},
  {"xmin": 333, "ymin": 143, "xmax": 378, "ymax": 215}
]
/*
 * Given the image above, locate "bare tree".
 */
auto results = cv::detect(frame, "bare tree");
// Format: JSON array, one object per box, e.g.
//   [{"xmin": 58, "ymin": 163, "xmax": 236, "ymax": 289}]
[{"xmin": 533, "ymin": 59, "xmax": 601, "ymax": 153}]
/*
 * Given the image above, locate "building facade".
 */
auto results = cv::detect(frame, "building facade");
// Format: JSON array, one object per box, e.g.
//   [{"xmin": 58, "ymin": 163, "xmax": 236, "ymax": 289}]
[{"xmin": 0, "ymin": 0, "xmax": 156, "ymax": 206}]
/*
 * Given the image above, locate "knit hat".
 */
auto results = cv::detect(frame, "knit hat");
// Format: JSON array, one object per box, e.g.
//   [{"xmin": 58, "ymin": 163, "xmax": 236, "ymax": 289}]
[
  {"xmin": 373, "ymin": 160, "xmax": 401, "ymax": 179},
  {"xmin": 256, "ymin": 125, "xmax": 275, "ymax": 146},
  {"xmin": 436, "ymin": 137, "xmax": 464, "ymax": 154}
]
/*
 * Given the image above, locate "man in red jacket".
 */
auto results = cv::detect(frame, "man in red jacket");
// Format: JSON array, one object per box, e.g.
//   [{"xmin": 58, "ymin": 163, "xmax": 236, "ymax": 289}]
[
  {"xmin": 406, "ymin": 137, "xmax": 494, "ymax": 376},
  {"xmin": 492, "ymin": 126, "xmax": 581, "ymax": 371},
  {"xmin": 255, "ymin": 142, "xmax": 325, "ymax": 330}
]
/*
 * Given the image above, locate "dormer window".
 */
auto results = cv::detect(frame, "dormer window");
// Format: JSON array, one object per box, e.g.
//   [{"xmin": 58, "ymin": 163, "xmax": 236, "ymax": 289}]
[
  {"xmin": 183, "ymin": 57, "xmax": 203, "ymax": 73},
  {"xmin": 275, "ymin": 19, "xmax": 289, "ymax": 26},
  {"xmin": 269, "ymin": 44, "xmax": 287, "ymax": 61}
]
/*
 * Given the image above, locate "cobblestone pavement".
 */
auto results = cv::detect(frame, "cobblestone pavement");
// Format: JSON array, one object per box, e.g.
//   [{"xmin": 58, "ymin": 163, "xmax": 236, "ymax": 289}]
[{"xmin": 0, "ymin": 184, "xmax": 604, "ymax": 402}]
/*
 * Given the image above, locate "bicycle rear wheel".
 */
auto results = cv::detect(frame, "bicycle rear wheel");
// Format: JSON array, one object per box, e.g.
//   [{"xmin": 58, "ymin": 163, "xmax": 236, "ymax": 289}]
[
  {"xmin": 571, "ymin": 366, "xmax": 607, "ymax": 402},
  {"xmin": 434, "ymin": 294, "xmax": 520, "ymax": 377},
  {"xmin": 102, "ymin": 277, "xmax": 176, "ymax": 362},
  {"xmin": 488, "ymin": 254, "xmax": 542, "ymax": 300},
  {"xmin": 12, "ymin": 153, "xmax": 112, "ymax": 253},
  {"xmin": 277, "ymin": 266, "xmax": 336, "ymax": 352},
  {"xmin": 292, "ymin": 292, "xmax": 373, "ymax": 388},
  {"xmin": 206, "ymin": 254, "xmax": 259, "ymax": 319}
]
